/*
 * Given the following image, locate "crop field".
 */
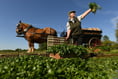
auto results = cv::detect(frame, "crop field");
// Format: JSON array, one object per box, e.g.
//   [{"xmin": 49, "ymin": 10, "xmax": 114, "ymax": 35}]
[
  {"xmin": 0, "ymin": 55, "xmax": 118, "ymax": 79},
  {"xmin": 0, "ymin": 45, "xmax": 118, "ymax": 79}
]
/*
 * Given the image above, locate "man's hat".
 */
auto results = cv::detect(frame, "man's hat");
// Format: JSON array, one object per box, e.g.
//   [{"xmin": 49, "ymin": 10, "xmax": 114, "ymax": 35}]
[{"xmin": 68, "ymin": 11, "xmax": 76, "ymax": 15}]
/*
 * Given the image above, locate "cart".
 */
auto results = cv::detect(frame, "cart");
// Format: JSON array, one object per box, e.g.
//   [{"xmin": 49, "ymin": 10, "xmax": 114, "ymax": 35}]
[
  {"xmin": 81, "ymin": 28, "xmax": 102, "ymax": 47},
  {"xmin": 47, "ymin": 28, "xmax": 102, "ymax": 48}
]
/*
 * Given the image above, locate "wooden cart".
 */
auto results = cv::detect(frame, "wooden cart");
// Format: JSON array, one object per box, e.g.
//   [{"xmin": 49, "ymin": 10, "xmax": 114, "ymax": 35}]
[
  {"xmin": 81, "ymin": 29, "xmax": 102, "ymax": 47},
  {"xmin": 47, "ymin": 28, "xmax": 102, "ymax": 48}
]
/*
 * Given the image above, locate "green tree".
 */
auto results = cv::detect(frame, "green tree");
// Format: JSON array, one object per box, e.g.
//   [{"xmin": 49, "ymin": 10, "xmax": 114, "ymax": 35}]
[
  {"xmin": 102, "ymin": 35, "xmax": 113, "ymax": 46},
  {"xmin": 115, "ymin": 24, "xmax": 118, "ymax": 49},
  {"xmin": 102, "ymin": 35, "xmax": 109, "ymax": 41},
  {"xmin": 115, "ymin": 21, "xmax": 118, "ymax": 42}
]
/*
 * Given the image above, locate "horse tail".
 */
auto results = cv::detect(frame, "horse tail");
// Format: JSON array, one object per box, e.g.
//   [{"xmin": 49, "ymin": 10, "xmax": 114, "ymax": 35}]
[
  {"xmin": 54, "ymin": 31, "xmax": 57, "ymax": 36},
  {"xmin": 43, "ymin": 27, "xmax": 57, "ymax": 36}
]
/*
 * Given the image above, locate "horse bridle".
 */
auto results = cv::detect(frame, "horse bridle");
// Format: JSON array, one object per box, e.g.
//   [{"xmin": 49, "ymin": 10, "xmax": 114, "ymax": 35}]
[{"xmin": 17, "ymin": 24, "xmax": 33, "ymax": 35}]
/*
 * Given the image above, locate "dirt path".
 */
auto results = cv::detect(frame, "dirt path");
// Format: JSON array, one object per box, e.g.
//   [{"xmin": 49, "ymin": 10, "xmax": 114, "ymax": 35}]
[
  {"xmin": 95, "ymin": 53, "xmax": 118, "ymax": 58},
  {"xmin": 0, "ymin": 53, "xmax": 49, "ymax": 58},
  {"xmin": 0, "ymin": 52, "xmax": 118, "ymax": 58}
]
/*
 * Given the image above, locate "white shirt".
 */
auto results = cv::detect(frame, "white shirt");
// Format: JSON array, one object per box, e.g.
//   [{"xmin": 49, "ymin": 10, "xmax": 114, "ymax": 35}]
[{"xmin": 66, "ymin": 15, "xmax": 83, "ymax": 30}]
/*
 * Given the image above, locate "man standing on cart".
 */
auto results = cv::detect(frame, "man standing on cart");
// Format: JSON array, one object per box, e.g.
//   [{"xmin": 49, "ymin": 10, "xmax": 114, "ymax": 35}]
[
  {"xmin": 66, "ymin": 3, "xmax": 101, "ymax": 45},
  {"xmin": 66, "ymin": 9, "xmax": 91, "ymax": 45}
]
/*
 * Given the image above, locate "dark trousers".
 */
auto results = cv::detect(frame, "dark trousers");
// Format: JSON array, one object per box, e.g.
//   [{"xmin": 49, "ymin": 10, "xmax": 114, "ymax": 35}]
[{"xmin": 69, "ymin": 35, "xmax": 83, "ymax": 45}]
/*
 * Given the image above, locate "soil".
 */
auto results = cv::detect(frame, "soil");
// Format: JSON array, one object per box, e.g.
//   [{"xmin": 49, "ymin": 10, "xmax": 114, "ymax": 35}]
[
  {"xmin": 0, "ymin": 52, "xmax": 118, "ymax": 59},
  {"xmin": 0, "ymin": 53, "xmax": 49, "ymax": 58}
]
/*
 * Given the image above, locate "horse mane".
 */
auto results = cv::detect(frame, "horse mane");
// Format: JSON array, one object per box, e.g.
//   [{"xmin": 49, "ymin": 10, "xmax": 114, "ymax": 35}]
[
  {"xmin": 21, "ymin": 23, "xmax": 30, "ymax": 26},
  {"xmin": 21, "ymin": 23, "xmax": 40, "ymax": 29}
]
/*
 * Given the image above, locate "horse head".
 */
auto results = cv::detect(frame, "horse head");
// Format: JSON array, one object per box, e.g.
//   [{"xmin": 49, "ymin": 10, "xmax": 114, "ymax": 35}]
[{"xmin": 16, "ymin": 21, "xmax": 31, "ymax": 35}]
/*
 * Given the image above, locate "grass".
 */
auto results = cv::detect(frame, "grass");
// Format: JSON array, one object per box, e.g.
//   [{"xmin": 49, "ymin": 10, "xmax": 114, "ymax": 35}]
[
  {"xmin": 0, "ymin": 49, "xmax": 47, "ymax": 56},
  {"xmin": 110, "ymin": 49, "xmax": 118, "ymax": 53},
  {"xmin": 102, "ymin": 49, "xmax": 118, "ymax": 54}
]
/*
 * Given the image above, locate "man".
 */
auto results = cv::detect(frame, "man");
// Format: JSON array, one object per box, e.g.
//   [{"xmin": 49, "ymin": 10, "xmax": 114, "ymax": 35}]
[{"xmin": 66, "ymin": 9, "xmax": 92, "ymax": 45}]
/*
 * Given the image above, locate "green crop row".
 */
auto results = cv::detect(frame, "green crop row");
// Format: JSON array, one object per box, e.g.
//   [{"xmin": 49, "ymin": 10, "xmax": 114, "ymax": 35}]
[
  {"xmin": 47, "ymin": 44, "xmax": 88, "ymax": 58},
  {"xmin": 0, "ymin": 55, "xmax": 118, "ymax": 79}
]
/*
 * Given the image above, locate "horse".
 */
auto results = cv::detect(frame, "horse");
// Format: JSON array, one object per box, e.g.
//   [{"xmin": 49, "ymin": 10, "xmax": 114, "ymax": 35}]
[{"xmin": 16, "ymin": 21, "xmax": 57, "ymax": 52}]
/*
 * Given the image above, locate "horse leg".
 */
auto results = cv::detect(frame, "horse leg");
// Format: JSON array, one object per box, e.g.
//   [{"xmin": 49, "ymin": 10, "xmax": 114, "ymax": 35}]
[
  {"xmin": 31, "ymin": 43, "xmax": 34, "ymax": 52},
  {"xmin": 27, "ymin": 48, "xmax": 31, "ymax": 53},
  {"xmin": 27, "ymin": 41, "xmax": 34, "ymax": 53}
]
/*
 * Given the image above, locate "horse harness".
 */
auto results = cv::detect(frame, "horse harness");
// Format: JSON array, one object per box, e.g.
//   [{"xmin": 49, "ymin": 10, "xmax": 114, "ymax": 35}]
[
  {"xmin": 23, "ymin": 25, "xmax": 33, "ymax": 34},
  {"xmin": 17, "ymin": 25, "xmax": 54, "ymax": 39}
]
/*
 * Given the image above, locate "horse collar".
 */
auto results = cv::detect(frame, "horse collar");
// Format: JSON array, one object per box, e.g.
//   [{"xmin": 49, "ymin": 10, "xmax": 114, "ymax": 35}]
[{"xmin": 24, "ymin": 25, "xmax": 32, "ymax": 33}]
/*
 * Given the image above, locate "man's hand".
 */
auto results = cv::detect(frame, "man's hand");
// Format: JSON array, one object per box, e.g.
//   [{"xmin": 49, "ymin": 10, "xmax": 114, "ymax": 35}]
[
  {"xmin": 65, "ymin": 36, "xmax": 69, "ymax": 40},
  {"xmin": 89, "ymin": 2, "xmax": 102, "ymax": 14},
  {"xmin": 66, "ymin": 30, "xmax": 71, "ymax": 40}
]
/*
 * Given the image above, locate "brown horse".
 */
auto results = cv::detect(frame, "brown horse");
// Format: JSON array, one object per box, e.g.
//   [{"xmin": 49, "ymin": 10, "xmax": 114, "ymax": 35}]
[{"xmin": 16, "ymin": 21, "xmax": 57, "ymax": 52}]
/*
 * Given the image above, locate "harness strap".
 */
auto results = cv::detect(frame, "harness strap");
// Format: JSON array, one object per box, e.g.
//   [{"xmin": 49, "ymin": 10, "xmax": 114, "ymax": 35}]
[{"xmin": 24, "ymin": 25, "xmax": 33, "ymax": 33}]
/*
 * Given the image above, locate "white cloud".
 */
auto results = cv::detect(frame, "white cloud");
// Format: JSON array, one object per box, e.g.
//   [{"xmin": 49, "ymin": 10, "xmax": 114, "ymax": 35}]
[{"xmin": 111, "ymin": 16, "xmax": 118, "ymax": 28}]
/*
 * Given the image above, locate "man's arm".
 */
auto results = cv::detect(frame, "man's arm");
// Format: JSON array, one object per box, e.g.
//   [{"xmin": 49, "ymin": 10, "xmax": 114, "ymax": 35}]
[
  {"xmin": 81, "ymin": 9, "xmax": 92, "ymax": 19},
  {"xmin": 66, "ymin": 29, "xmax": 71, "ymax": 40}
]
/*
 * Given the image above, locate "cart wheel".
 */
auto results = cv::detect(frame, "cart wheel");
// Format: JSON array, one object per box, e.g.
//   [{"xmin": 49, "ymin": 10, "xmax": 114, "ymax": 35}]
[{"xmin": 88, "ymin": 37, "xmax": 101, "ymax": 48}]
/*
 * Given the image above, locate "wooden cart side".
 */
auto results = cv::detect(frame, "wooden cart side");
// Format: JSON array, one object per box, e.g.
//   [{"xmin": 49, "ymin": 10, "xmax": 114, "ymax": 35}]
[{"xmin": 47, "ymin": 35, "xmax": 66, "ymax": 49}]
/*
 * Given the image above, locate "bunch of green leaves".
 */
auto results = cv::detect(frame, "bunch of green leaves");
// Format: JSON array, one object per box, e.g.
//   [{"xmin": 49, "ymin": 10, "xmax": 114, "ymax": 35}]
[
  {"xmin": 89, "ymin": 2, "xmax": 102, "ymax": 14},
  {"xmin": 47, "ymin": 44, "xmax": 88, "ymax": 57}
]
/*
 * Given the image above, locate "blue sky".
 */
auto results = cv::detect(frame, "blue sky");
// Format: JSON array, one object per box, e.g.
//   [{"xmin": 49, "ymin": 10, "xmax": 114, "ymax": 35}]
[{"xmin": 0, "ymin": 0, "xmax": 118, "ymax": 50}]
